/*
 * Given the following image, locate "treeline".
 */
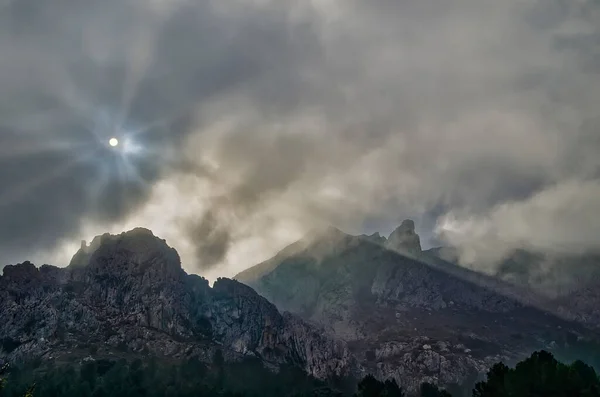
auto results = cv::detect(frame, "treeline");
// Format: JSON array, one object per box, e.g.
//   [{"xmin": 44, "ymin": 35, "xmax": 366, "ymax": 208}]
[
  {"xmin": 0, "ymin": 353, "xmax": 337, "ymax": 397},
  {"xmin": 554, "ymin": 333, "xmax": 600, "ymax": 372},
  {"xmin": 355, "ymin": 350, "xmax": 600, "ymax": 397},
  {"xmin": 1, "ymin": 350, "xmax": 599, "ymax": 397},
  {"xmin": 472, "ymin": 350, "xmax": 600, "ymax": 397}
]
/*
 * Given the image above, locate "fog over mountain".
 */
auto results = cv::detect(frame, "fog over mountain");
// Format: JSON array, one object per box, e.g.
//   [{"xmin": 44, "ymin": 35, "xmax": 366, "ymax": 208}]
[{"xmin": 0, "ymin": 0, "xmax": 599, "ymax": 280}]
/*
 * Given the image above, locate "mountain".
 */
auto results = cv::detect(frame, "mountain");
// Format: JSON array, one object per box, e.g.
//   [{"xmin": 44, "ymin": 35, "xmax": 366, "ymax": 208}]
[
  {"xmin": 385, "ymin": 219, "xmax": 422, "ymax": 254},
  {"xmin": 235, "ymin": 221, "xmax": 598, "ymax": 392},
  {"xmin": 0, "ymin": 228, "xmax": 357, "ymax": 383},
  {"xmin": 3, "ymin": 224, "xmax": 597, "ymax": 394},
  {"xmin": 427, "ymin": 247, "xmax": 600, "ymax": 327}
]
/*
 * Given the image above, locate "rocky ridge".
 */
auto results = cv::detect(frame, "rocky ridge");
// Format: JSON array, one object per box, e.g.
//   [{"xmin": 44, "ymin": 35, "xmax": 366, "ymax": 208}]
[
  {"xmin": 0, "ymin": 228, "xmax": 357, "ymax": 380},
  {"xmin": 428, "ymin": 247, "xmax": 600, "ymax": 327},
  {"xmin": 235, "ymin": 220, "xmax": 596, "ymax": 392}
]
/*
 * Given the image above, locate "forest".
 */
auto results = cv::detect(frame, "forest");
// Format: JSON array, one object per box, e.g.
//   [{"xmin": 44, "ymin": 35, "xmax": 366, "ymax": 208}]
[{"xmin": 1, "ymin": 350, "xmax": 599, "ymax": 397}]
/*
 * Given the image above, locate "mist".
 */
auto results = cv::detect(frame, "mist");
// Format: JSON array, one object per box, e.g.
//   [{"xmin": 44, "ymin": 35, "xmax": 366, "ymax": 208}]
[{"xmin": 0, "ymin": 0, "xmax": 599, "ymax": 280}]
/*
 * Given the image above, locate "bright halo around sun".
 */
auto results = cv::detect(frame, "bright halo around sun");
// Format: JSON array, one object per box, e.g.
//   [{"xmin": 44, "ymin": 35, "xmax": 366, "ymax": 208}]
[{"xmin": 109, "ymin": 137, "xmax": 119, "ymax": 147}]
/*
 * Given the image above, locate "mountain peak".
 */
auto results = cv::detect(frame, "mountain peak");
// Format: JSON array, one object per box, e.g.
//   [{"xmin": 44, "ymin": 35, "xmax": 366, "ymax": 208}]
[
  {"xmin": 0, "ymin": 230, "xmax": 357, "ymax": 381},
  {"xmin": 305, "ymin": 224, "xmax": 347, "ymax": 240},
  {"xmin": 398, "ymin": 219, "xmax": 416, "ymax": 232},
  {"xmin": 70, "ymin": 233, "xmax": 110, "ymax": 267},
  {"xmin": 69, "ymin": 228, "xmax": 183, "ymax": 282},
  {"xmin": 359, "ymin": 232, "xmax": 387, "ymax": 245},
  {"xmin": 1, "ymin": 261, "xmax": 39, "ymax": 282},
  {"xmin": 385, "ymin": 219, "xmax": 422, "ymax": 254}
]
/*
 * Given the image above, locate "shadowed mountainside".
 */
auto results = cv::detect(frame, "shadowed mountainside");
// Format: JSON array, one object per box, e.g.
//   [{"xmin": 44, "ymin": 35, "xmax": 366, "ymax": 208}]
[
  {"xmin": 235, "ymin": 221, "xmax": 599, "ymax": 392},
  {"xmin": 0, "ymin": 228, "xmax": 358, "ymax": 382}
]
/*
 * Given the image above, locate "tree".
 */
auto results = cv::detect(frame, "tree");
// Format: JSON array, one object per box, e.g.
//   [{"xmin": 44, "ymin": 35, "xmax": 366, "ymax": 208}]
[
  {"xmin": 357, "ymin": 375, "xmax": 384, "ymax": 397},
  {"xmin": 0, "ymin": 364, "xmax": 36, "ymax": 397},
  {"xmin": 420, "ymin": 382, "xmax": 452, "ymax": 397},
  {"xmin": 473, "ymin": 363, "xmax": 510, "ymax": 397},
  {"xmin": 382, "ymin": 379, "xmax": 405, "ymax": 397},
  {"xmin": 21, "ymin": 385, "xmax": 35, "ymax": 397},
  {"xmin": 355, "ymin": 375, "xmax": 405, "ymax": 397},
  {"xmin": 473, "ymin": 351, "xmax": 600, "ymax": 397},
  {"xmin": 0, "ymin": 363, "xmax": 8, "ymax": 392}
]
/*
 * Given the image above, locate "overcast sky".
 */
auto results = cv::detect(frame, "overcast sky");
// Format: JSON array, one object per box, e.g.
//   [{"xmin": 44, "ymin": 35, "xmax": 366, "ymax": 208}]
[{"xmin": 0, "ymin": 0, "xmax": 599, "ymax": 280}]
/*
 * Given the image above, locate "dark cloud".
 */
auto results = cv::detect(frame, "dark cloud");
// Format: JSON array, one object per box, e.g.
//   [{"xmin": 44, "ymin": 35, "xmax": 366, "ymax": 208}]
[
  {"xmin": 188, "ymin": 209, "xmax": 232, "ymax": 271},
  {"xmin": 0, "ymin": 0, "xmax": 599, "ymax": 280},
  {"xmin": 0, "ymin": 0, "xmax": 322, "ymax": 265}
]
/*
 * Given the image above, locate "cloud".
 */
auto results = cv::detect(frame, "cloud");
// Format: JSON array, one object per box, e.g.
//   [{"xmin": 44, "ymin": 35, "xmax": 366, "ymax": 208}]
[
  {"xmin": 0, "ymin": 0, "xmax": 323, "ymax": 266},
  {"xmin": 1, "ymin": 0, "xmax": 599, "ymax": 279},
  {"xmin": 437, "ymin": 179, "xmax": 600, "ymax": 271}
]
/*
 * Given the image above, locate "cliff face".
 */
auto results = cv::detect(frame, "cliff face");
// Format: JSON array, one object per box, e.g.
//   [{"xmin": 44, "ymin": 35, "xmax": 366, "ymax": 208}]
[
  {"xmin": 0, "ymin": 228, "xmax": 356, "ymax": 380},
  {"xmin": 235, "ymin": 221, "xmax": 595, "ymax": 392}
]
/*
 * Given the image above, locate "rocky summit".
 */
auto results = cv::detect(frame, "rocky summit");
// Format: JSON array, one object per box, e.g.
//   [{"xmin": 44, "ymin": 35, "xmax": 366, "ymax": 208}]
[
  {"xmin": 0, "ymin": 228, "xmax": 357, "ymax": 381},
  {"xmin": 235, "ymin": 220, "xmax": 599, "ymax": 392},
  {"xmin": 385, "ymin": 219, "xmax": 422, "ymax": 255}
]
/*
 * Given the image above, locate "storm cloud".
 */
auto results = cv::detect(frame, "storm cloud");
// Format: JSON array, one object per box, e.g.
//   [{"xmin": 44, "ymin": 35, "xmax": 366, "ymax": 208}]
[{"xmin": 0, "ymin": 0, "xmax": 599, "ymax": 279}]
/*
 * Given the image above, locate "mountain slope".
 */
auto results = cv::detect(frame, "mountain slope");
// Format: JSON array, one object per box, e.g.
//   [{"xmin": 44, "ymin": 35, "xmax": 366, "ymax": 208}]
[
  {"xmin": 427, "ymin": 247, "xmax": 600, "ymax": 327},
  {"xmin": 0, "ymin": 228, "xmax": 357, "ymax": 381},
  {"xmin": 234, "ymin": 221, "xmax": 596, "ymax": 392}
]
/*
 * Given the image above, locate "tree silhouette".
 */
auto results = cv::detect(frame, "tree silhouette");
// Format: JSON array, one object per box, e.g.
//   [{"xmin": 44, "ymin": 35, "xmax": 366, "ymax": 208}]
[
  {"xmin": 3, "ymin": 350, "xmax": 600, "ymax": 397},
  {"xmin": 420, "ymin": 382, "xmax": 452, "ymax": 397},
  {"xmin": 355, "ymin": 375, "xmax": 404, "ymax": 397},
  {"xmin": 0, "ymin": 364, "xmax": 35, "ymax": 397},
  {"xmin": 473, "ymin": 350, "xmax": 600, "ymax": 397},
  {"xmin": 357, "ymin": 375, "xmax": 384, "ymax": 397},
  {"xmin": 0, "ymin": 363, "xmax": 8, "ymax": 393}
]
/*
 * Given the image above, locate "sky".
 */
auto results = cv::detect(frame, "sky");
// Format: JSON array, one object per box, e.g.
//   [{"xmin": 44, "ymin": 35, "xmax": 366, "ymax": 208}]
[{"xmin": 0, "ymin": 0, "xmax": 599, "ymax": 280}]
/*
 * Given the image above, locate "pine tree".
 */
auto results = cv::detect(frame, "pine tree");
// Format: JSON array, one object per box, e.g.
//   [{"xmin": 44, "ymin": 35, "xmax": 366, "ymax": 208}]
[{"xmin": 0, "ymin": 363, "xmax": 8, "ymax": 392}]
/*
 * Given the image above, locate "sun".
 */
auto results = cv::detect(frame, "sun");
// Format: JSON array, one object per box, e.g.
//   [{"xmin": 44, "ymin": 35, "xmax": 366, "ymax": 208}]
[{"xmin": 109, "ymin": 138, "xmax": 119, "ymax": 147}]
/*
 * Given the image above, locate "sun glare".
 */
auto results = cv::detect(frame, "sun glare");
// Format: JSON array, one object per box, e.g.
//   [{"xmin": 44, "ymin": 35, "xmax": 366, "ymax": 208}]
[{"xmin": 109, "ymin": 137, "xmax": 119, "ymax": 147}]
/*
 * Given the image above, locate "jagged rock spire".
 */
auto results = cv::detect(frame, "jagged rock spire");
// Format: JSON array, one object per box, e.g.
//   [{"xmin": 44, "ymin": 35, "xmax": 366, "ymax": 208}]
[{"xmin": 385, "ymin": 219, "xmax": 422, "ymax": 254}]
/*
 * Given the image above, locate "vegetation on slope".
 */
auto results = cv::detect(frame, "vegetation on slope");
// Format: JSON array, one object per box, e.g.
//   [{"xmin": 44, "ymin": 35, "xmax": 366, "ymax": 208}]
[{"xmin": 1, "ymin": 350, "xmax": 599, "ymax": 397}]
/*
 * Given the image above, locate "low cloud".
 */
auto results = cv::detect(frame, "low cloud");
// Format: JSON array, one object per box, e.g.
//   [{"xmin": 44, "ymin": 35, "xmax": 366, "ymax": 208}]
[
  {"xmin": 437, "ymin": 179, "xmax": 600, "ymax": 271},
  {"xmin": 1, "ymin": 0, "xmax": 599, "ymax": 280}
]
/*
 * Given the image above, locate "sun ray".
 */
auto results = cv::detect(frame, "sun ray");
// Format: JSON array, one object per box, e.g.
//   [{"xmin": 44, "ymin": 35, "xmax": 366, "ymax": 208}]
[
  {"xmin": 114, "ymin": 14, "xmax": 165, "ymax": 133},
  {"xmin": 0, "ymin": 148, "xmax": 97, "ymax": 208},
  {"xmin": 0, "ymin": 108, "xmax": 74, "ymax": 135},
  {"xmin": 119, "ymin": 155, "xmax": 151, "ymax": 189},
  {"xmin": 86, "ymin": 162, "xmax": 111, "ymax": 213},
  {"xmin": 0, "ymin": 139, "xmax": 92, "ymax": 160}
]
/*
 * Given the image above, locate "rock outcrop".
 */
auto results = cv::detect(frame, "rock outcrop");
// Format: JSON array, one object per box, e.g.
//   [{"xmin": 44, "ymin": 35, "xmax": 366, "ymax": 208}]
[
  {"xmin": 359, "ymin": 232, "xmax": 387, "ymax": 245},
  {"xmin": 385, "ymin": 219, "xmax": 422, "ymax": 254},
  {"xmin": 0, "ymin": 228, "xmax": 357, "ymax": 380}
]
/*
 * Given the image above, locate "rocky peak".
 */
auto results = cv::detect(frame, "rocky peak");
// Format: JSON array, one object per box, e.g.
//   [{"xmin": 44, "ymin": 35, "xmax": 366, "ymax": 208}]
[
  {"xmin": 0, "ymin": 228, "xmax": 357, "ymax": 381},
  {"xmin": 71, "ymin": 228, "xmax": 182, "ymax": 277},
  {"xmin": 305, "ymin": 225, "xmax": 348, "ymax": 242},
  {"xmin": 298, "ymin": 225, "xmax": 359, "ymax": 261},
  {"xmin": 360, "ymin": 232, "xmax": 387, "ymax": 245},
  {"xmin": 1, "ymin": 262, "xmax": 68, "ymax": 291},
  {"xmin": 213, "ymin": 277, "xmax": 263, "ymax": 298},
  {"xmin": 385, "ymin": 219, "xmax": 422, "ymax": 254},
  {"xmin": 69, "ymin": 233, "xmax": 111, "ymax": 268},
  {"xmin": 1, "ymin": 261, "xmax": 40, "ymax": 284}
]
